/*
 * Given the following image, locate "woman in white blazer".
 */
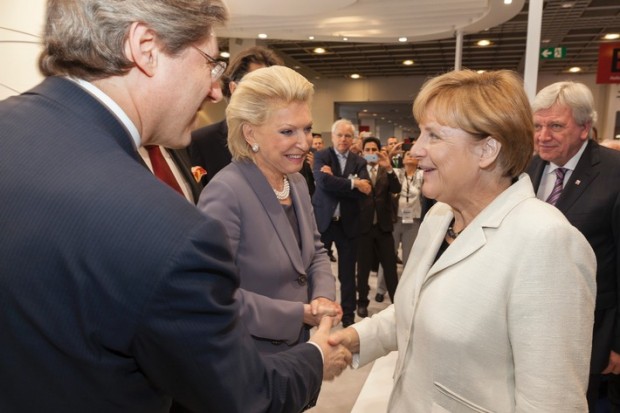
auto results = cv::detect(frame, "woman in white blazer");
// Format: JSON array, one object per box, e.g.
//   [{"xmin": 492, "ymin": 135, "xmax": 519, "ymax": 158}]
[
  {"xmin": 330, "ymin": 70, "xmax": 596, "ymax": 412},
  {"xmin": 198, "ymin": 66, "xmax": 341, "ymax": 354}
]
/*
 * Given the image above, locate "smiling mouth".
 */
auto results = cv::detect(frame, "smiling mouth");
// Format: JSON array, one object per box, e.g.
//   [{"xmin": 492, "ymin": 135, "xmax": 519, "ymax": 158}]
[
  {"xmin": 418, "ymin": 166, "xmax": 435, "ymax": 173},
  {"xmin": 285, "ymin": 154, "xmax": 304, "ymax": 160}
]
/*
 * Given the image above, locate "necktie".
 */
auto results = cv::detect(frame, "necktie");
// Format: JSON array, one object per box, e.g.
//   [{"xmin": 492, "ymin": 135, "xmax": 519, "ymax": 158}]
[
  {"xmin": 370, "ymin": 166, "xmax": 377, "ymax": 185},
  {"xmin": 546, "ymin": 167, "xmax": 567, "ymax": 206},
  {"xmin": 145, "ymin": 145, "xmax": 184, "ymax": 195}
]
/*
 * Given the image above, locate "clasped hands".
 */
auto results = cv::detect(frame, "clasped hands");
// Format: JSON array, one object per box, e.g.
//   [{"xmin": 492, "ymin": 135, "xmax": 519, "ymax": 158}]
[{"xmin": 306, "ymin": 299, "xmax": 362, "ymax": 381}]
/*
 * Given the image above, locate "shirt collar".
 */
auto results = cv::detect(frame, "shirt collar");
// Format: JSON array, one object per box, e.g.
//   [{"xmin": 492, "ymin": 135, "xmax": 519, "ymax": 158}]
[
  {"xmin": 547, "ymin": 139, "xmax": 588, "ymax": 174},
  {"xmin": 67, "ymin": 77, "xmax": 141, "ymax": 150}
]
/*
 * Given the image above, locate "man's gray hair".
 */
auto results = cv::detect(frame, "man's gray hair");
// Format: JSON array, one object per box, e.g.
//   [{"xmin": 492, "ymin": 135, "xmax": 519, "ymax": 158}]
[{"xmin": 39, "ymin": 0, "xmax": 228, "ymax": 80}]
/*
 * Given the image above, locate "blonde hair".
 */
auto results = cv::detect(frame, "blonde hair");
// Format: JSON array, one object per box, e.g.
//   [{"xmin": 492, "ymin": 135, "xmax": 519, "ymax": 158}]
[
  {"xmin": 226, "ymin": 66, "xmax": 314, "ymax": 161},
  {"xmin": 413, "ymin": 69, "xmax": 533, "ymax": 177}
]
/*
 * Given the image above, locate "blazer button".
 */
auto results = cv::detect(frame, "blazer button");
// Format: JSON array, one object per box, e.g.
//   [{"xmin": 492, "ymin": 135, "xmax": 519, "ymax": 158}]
[{"xmin": 297, "ymin": 275, "xmax": 307, "ymax": 286}]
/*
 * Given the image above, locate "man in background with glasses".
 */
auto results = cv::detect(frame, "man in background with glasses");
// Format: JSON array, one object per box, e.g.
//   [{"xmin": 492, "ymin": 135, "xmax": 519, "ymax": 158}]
[
  {"xmin": 189, "ymin": 46, "xmax": 283, "ymax": 186},
  {"xmin": 0, "ymin": 0, "xmax": 351, "ymax": 412}
]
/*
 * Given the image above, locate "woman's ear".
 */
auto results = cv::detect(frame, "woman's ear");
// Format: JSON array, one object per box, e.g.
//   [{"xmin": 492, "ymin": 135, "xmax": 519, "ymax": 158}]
[
  {"xmin": 479, "ymin": 137, "xmax": 501, "ymax": 169},
  {"xmin": 242, "ymin": 123, "xmax": 255, "ymax": 146}
]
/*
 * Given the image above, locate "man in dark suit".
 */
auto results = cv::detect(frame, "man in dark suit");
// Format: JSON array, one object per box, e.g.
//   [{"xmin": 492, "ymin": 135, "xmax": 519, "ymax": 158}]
[
  {"xmin": 189, "ymin": 46, "xmax": 283, "ymax": 186},
  {"xmin": 356, "ymin": 137, "xmax": 401, "ymax": 317},
  {"xmin": 526, "ymin": 81, "xmax": 620, "ymax": 412},
  {"xmin": 312, "ymin": 119, "xmax": 372, "ymax": 327},
  {"xmin": 0, "ymin": 1, "xmax": 350, "ymax": 412}
]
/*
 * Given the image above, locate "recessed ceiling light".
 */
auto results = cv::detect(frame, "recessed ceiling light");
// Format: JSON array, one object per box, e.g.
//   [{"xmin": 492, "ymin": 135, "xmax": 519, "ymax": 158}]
[
  {"xmin": 604, "ymin": 33, "xmax": 620, "ymax": 40},
  {"xmin": 477, "ymin": 40, "xmax": 491, "ymax": 47},
  {"xmin": 561, "ymin": 2, "xmax": 575, "ymax": 8},
  {"xmin": 568, "ymin": 67, "xmax": 581, "ymax": 73},
  {"xmin": 363, "ymin": 109, "xmax": 368, "ymax": 112},
  {"xmin": 403, "ymin": 60, "xmax": 414, "ymax": 66},
  {"xmin": 350, "ymin": 74, "xmax": 360, "ymax": 79},
  {"xmin": 343, "ymin": 37, "xmax": 349, "ymax": 41},
  {"xmin": 504, "ymin": 0, "xmax": 512, "ymax": 4},
  {"xmin": 308, "ymin": 36, "xmax": 315, "ymax": 40},
  {"xmin": 258, "ymin": 33, "xmax": 268, "ymax": 39},
  {"xmin": 293, "ymin": 65, "xmax": 301, "ymax": 69},
  {"xmin": 541, "ymin": 39, "xmax": 551, "ymax": 44},
  {"xmin": 314, "ymin": 47, "xmax": 326, "ymax": 54},
  {"xmin": 398, "ymin": 37, "xmax": 408, "ymax": 42},
  {"xmin": 219, "ymin": 51, "xmax": 230, "ymax": 59}
]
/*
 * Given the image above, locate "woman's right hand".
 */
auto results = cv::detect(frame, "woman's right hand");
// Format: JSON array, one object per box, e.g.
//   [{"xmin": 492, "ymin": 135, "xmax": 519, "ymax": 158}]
[{"xmin": 304, "ymin": 298, "xmax": 343, "ymax": 326}]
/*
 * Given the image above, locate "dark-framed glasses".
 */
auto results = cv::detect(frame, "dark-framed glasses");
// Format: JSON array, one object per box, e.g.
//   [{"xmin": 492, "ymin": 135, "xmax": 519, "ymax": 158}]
[{"xmin": 192, "ymin": 46, "xmax": 227, "ymax": 81}]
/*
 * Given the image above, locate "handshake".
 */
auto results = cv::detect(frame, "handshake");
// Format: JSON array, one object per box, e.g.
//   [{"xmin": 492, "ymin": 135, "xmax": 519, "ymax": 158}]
[{"xmin": 307, "ymin": 316, "xmax": 361, "ymax": 381}]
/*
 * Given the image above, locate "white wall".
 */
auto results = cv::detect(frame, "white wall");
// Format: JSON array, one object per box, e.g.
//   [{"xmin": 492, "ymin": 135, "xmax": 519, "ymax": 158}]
[{"xmin": 0, "ymin": 0, "xmax": 46, "ymax": 100}]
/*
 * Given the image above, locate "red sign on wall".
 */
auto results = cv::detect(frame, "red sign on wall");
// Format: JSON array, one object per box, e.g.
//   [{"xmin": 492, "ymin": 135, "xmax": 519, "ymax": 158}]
[{"xmin": 597, "ymin": 42, "xmax": 620, "ymax": 84}]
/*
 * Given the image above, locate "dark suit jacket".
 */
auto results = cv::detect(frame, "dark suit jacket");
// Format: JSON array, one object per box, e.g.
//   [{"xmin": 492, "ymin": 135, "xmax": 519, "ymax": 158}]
[
  {"xmin": 0, "ymin": 76, "xmax": 322, "ymax": 413},
  {"xmin": 527, "ymin": 140, "xmax": 620, "ymax": 373},
  {"xmin": 188, "ymin": 119, "xmax": 231, "ymax": 186},
  {"xmin": 197, "ymin": 161, "xmax": 335, "ymax": 354},
  {"xmin": 168, "ymin": 148, "xmax": 203, "ymax": 204},
  {"xmin": 359, "ymin": 166, "xmax": 402, "ymax": 234},
  {"xmin": 311, "ymin": 147, "xmax": 369, "ymax": 238}
]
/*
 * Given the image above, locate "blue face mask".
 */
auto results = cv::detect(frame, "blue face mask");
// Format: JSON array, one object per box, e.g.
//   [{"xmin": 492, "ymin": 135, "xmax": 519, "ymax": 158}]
[{"xmin": 364, "ymin": 153, "xmax": 378, "ymax": 163}]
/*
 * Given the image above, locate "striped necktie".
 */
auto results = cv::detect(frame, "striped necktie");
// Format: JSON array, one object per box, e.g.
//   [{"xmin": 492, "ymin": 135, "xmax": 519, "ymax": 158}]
[{"xmin": 546, "ymin": 167, "xmax": 567, "ymax": 206}]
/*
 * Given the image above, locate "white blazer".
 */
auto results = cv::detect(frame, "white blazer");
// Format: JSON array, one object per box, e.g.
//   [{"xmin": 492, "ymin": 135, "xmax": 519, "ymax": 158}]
[{"xmin": 353, "ymin": 174, "xmax": 596, "ymax": 412}]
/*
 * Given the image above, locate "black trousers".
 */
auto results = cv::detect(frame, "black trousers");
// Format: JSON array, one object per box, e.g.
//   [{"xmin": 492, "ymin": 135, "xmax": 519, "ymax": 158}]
[
  {"xmin": 320, "ymin": 220, "xmax": 358, "ymax": 318},
  {"xmin": 356, "ymin": 225, "xmax": 398, "ymax": 306}
]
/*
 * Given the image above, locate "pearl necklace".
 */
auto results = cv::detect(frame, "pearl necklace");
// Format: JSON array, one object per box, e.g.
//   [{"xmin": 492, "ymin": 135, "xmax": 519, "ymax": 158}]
[{"xmin": 273, "ymin": 176, "xmax": 290, "ymax": 200}]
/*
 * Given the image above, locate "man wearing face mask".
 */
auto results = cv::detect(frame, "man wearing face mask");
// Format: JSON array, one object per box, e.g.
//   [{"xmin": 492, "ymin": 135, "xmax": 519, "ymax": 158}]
[{"xmin": 355, "ymin": 137, "xmax": 402, "ymax": 318}]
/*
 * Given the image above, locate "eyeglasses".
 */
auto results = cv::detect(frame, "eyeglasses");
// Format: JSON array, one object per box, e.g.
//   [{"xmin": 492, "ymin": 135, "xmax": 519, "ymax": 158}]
[{"xmin": 192, "ymin": 46, "xmax": 227, "ymax": 81}]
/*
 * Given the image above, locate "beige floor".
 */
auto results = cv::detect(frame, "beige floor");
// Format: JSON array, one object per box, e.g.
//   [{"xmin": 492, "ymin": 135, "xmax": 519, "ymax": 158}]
[{"xmin": 309, "ymin": 258, "xmax": 397, "ymax": 413}]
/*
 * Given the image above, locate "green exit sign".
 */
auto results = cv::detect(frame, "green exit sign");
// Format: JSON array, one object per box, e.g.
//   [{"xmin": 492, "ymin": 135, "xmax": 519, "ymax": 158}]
[{"xmin": 540, "ymin": 47, "xmax": 566, "ymax": 59}]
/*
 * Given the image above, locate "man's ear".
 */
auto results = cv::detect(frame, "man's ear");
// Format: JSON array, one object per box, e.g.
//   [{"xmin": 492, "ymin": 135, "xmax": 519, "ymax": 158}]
[
  {"xmin": 479, "ymin": 136, "xmax": 501, "ymax": 169},
  {"xmin": 581, "ymin": 121, "xmax": 592, "ymax": 141},
  {"xmin": 124, "ymin": 22, "xmax": 159, "ymax": 77},
  {"xmin": 228, "ymin": 81, "xmax": 238, "ymax": 96}
]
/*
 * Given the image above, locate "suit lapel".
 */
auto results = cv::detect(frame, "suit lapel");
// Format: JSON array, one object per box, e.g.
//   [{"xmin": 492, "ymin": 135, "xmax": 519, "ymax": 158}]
[
  {"xmin": 421, "ymin": 174, "xmax": 535, "ymax": 285},
  {"xmin": 527, "ymin": 156, "xmax": 546, "ymax": 192},
  {"xmin": 235, "ymin": 161, "xmax": 306, "ymax": 274},
  {"xmin": 289, "ymin": 178, "xmax": 314, "ymax": 269},
  {"xmin": 167, "ymin": 148, "xmax": 203, "ymax": 203},
  {"xmin": 556, "ymin": 141, "xmax": 599, "ymax": 212}
]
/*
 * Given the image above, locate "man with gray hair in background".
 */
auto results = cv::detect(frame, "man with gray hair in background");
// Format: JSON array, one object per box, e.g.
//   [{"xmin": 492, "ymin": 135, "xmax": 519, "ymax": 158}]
[
  {"xmin": 527, "ymin": 81, "xmax": 620, "ymax": 412},
  {"xmin": 0, "ymin": 1, "xmax": 351, "ymax": 412}
]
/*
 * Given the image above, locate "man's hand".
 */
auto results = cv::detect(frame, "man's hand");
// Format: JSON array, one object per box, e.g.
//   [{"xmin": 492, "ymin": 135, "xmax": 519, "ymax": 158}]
[
  {"xmin": 377, "ymin": 150, "xmax": 393, "ymax": 172},
  {"xmin": 306, "ymin": 151, "xmax": 314, "ymax": 167},
  {"xmin": 320, "ymin": 165, "xmax": 333, "ymax": 176},
  {"xmin": 354, "ymin": 178, "xmax": 372, "ymax": 195},
  {"xmin": 602, "ymin": 350, "xmax": 620, "ymax": 374},
  {"xmin": 309, "ymin": 317, "xmax": 353, "ymax": 380}
]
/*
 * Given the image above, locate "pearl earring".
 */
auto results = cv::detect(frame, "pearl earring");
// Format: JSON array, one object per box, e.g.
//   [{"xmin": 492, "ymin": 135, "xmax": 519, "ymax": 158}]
[{"xmin": 251, "ymin": 143, "xmax": 259, "ymax": 153}]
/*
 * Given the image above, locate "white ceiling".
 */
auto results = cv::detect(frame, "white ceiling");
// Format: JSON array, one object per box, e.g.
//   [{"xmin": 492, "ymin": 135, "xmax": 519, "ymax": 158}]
[{"xmin": 220, "ymin": 0, "xmax": 526, "ymax": 43}]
